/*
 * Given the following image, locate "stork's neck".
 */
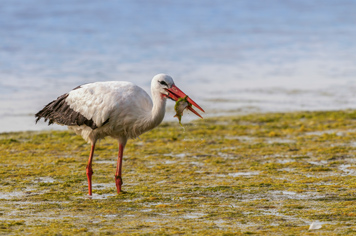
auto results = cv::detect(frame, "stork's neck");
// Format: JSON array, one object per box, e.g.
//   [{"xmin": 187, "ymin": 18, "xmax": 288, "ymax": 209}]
[{"xmin": 148, "ymin": 90, "xmax": 167, "ymax": 128}]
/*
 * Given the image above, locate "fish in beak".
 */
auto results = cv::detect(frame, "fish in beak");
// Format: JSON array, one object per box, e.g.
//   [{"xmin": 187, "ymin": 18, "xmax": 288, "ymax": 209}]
[{"xmin": 165, "ymin": 84, "xmax": 205, "ymax": 118}]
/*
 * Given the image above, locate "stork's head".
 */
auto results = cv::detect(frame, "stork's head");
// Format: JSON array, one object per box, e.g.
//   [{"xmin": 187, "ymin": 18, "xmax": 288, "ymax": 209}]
[{"xmin": 152, "ymin": 74, "xmax": 205, "ymax": 118}]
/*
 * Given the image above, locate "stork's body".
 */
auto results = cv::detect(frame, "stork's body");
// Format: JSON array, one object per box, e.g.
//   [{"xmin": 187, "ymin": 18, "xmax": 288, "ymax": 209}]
[{"xmin": 35, "ymin": 74, "xmax": 204, "ymax": 195}]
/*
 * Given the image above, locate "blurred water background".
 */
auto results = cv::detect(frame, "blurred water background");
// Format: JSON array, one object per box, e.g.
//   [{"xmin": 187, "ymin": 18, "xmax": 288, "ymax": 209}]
[{"xmin": 1, "ymin": 0, "xmax": 355, "ymax": 132}]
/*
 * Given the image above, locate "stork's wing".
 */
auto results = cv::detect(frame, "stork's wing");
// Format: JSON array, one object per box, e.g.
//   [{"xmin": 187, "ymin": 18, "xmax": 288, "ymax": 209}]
[
  {"xmin": 36, "ymin": 81, "xmax": 152, "ymax": 129},
  {"xmin": 36, "ymin": 81, "xmax": 137, "ymax": 129},
  {"xmin": 64, "ymin": 82, "xmax": 116, "ymax": 128},
  {"xmin": 35, "ymin": 90, "xmax": 99, "ymax": 129}
]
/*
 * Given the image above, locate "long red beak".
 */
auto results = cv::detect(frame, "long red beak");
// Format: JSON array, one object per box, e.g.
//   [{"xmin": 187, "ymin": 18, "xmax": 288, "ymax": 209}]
[{"xmin": 165, "ymin": 84, "xmax": 205, "ymax": 118}]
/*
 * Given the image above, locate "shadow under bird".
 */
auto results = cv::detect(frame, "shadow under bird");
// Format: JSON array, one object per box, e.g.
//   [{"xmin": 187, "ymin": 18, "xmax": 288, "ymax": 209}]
[{"xmin": 35, "ymin": 74, "xmax": 204, "ymax": 195}]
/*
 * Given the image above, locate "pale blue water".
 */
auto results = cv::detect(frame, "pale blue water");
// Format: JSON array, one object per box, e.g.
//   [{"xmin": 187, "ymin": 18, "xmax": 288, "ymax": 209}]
[{"xmin": 0, "ymin": 0, "xmax": 356, "ymax": 132}]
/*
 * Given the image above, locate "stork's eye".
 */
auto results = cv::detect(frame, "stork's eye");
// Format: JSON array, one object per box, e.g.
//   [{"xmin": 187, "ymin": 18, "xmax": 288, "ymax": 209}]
[{"xmin": 159, "ymin": 81, "xmax": 168, "ymax": 86}]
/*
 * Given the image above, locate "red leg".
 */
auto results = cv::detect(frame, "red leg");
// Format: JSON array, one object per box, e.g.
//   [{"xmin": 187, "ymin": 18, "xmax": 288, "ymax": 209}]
[
  {"xmin": 115, "ymin": 143, "xmax": 125, "ymax": 194},
  {"xmin": 86, "ymin": 143, "xmax": 95, "ymax": 196}
]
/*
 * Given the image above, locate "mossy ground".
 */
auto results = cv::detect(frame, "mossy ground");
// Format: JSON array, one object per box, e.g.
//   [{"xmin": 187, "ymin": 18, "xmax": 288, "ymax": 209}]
[{"xmin": 1, "ymin": 110, "xmax": 356, "ymax": 235}]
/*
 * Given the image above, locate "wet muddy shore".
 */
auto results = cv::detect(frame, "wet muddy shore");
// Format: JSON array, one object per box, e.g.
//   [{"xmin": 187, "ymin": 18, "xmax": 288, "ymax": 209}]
[{"xmin": 1, "ymin": 110, "xmax": 356, "ymax": 235}]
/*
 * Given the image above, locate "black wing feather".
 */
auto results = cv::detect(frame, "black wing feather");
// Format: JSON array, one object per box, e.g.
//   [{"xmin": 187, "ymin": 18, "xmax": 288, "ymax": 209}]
[{"xmin": 35, "ymin": 93, "xmax": 98, "ymax": 129}]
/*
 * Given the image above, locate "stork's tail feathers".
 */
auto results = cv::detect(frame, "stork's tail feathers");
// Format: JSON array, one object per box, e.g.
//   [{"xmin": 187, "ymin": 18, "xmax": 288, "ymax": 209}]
[
  {"xmin": 35, "ymin": 93, "xmax": 68, "ymax": 125},
  {"xmin": 35, "ymin": 93, "xmax": 98, "ymax": 129}
]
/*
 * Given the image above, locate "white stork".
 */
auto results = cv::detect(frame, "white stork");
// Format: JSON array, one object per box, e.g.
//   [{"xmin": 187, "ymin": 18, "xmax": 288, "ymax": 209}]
[{"xmin": 35, "ymin": 74, "xmax": 204, "ymax": 195}]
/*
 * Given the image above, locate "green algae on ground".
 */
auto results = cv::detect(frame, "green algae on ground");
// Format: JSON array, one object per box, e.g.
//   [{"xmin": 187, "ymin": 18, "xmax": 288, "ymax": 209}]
[{"xmin": 1, "ymin": 110, "xmax": 356, "ymax": 235}]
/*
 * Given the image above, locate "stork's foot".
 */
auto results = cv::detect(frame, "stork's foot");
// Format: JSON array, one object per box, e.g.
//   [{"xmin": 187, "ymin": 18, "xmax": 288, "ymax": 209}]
[
  {"xmin": 115, "ymin": 175, "xmax": 123, "ymax": 194},
  {"xmin": 86, "ymin": 165, "xmax": 94, "ymax": 196}
]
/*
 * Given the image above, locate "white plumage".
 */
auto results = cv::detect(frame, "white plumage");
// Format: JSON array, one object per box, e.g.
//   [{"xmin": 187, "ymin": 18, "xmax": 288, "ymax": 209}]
[
  {"xmin": 35, "ymin": 74, "xmax": 204, "ymax": 195},
  {"xmin": 67, "ymin": 81, "xmax": 158, "ymax": 143}
]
